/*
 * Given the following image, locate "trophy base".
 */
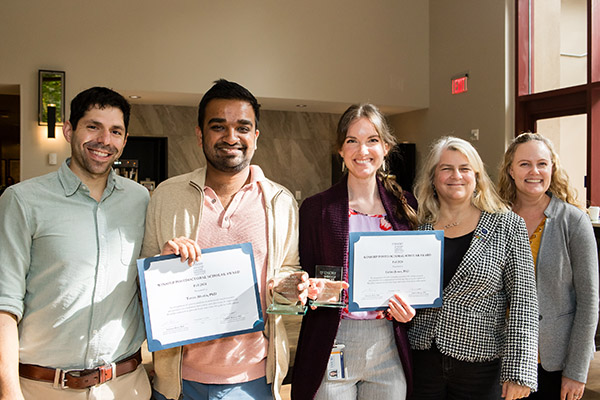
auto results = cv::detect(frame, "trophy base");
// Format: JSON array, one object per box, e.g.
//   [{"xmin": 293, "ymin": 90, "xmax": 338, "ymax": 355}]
[
  {"xmin": 309, "ymin": 300, "xmax": 345, "ymax": 308},
  {"xmin": 266, "ymin": 303, "xmax": 307, "ymax": 315}
]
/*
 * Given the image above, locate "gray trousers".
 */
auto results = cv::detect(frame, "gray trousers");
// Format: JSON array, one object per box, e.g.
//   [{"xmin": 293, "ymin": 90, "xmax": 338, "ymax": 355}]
[{"xmin": 314, "ymin": 318, "xmax": 407, "ymax": 400}]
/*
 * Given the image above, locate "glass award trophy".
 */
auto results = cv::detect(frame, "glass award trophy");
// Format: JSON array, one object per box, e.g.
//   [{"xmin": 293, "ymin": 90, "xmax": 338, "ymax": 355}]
[
  {"xmin": 310, "ymin": 265, "xmax": 345, "ymax": 308},
  {"xmin": 267, "ymin": 270, "xmax": 307, "ymax": 315}
]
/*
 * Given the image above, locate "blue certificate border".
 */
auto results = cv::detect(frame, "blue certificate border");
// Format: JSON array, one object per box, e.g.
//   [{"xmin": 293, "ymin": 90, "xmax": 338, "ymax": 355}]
[
  {"xmin": 137, "ymin": 242, "xmax": 264, "ymax": 352},
  {"xmin": 348, "ymin": 230, "xmax": 444, "ymax": 312}
]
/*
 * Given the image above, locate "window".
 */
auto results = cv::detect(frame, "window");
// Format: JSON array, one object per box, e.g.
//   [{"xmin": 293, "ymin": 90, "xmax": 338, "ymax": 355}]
[{"xmin": 516, "ymin": 0, "xmax": 600, "ymax": 204}]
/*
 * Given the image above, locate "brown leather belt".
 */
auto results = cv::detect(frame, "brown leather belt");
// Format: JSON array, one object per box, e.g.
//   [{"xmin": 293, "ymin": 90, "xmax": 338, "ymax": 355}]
[{"xmin": 19, "ymin": 350, "xmax": 142, "ymax": 390}]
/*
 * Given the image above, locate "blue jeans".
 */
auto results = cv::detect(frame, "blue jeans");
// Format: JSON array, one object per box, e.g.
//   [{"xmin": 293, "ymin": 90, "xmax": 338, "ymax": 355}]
[
  {"xmin": 153, "ymin": 376, "xmax": 272, "ymax": 400},
  {"xmin": 410, "ymin": 346, "xmax": 502, "ymax": 400}
]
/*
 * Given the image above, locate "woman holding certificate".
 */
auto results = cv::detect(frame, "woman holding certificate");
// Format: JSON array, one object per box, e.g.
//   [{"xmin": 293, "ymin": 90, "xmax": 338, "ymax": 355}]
[
  {"xmin": 409, "ymin": 137, "xmax": 538, "ymax": 400},
  {"xmin": 498, "ymin": 133, "xmax": 598, "ymax": 400},
  {"xmin": 291, "ymin": 104, "xmax": 419, "ymax": 400}
]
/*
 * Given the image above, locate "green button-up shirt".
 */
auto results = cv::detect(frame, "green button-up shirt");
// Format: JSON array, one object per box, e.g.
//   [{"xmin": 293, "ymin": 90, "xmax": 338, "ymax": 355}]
[{"xmin": 0, "ymin": 160, "xmax": 149, "ymax": 369}]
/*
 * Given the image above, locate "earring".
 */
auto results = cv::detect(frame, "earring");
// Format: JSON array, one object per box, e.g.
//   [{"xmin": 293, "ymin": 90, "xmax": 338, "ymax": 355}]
[
  {"xmin": 382, "ymin": 160, "xmax": 387, "ymax": 173},
  {"xmin": 432, "ymin": 184, "xmax": 437, "ymax": 198},
  {"xmin": 342, "ymin": 161, "xmax": 346, "ymax": 172}
]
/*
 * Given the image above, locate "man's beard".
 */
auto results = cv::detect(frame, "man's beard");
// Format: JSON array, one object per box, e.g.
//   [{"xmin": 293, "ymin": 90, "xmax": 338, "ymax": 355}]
[{"xmin": 204, "ymin": 142, "xmax": 252, "ymax": 173}]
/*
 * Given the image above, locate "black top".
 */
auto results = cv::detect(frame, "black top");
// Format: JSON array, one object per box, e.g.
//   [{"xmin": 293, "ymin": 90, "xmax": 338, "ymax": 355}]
[{"xmin": 443, "ymin": 231, "xmax": 474, "ymax": 288}]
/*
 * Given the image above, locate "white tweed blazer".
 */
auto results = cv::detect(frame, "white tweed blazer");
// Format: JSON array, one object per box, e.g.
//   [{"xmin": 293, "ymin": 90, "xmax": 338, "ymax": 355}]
[{"xmin": 409, "ymin": 211, "xmax": 539, "ymax": 390}]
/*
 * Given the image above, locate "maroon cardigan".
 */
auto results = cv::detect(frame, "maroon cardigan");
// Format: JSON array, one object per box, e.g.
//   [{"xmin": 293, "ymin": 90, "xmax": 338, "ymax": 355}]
[{"xmin": 291, "ymin": 175, "xmax": 415, "ymax": 400}]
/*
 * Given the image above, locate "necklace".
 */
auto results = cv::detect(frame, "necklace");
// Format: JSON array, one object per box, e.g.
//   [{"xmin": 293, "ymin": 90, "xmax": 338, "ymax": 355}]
[{"xmin": 443, "ymin": 221, "xmax": 460, "ymax": 229}]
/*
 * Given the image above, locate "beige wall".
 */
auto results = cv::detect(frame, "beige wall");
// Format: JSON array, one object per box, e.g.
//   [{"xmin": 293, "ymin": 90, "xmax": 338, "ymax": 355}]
[
  {"xmin": 1, "ymin": 1, "xmax": 519, "ymax": 189},
  {"xmin": 389, "ymin": 0, "xmax": 514, "ymax": 185},
  {"xmin": 0, "ymin": 0, "xmax": 429, "ymax": 181}
]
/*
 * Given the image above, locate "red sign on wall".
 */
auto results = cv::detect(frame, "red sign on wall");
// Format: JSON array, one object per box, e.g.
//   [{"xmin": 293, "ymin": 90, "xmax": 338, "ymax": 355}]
[{"xmin": 452, "ymin": 76, "xmax": 468, "ymax": 94}]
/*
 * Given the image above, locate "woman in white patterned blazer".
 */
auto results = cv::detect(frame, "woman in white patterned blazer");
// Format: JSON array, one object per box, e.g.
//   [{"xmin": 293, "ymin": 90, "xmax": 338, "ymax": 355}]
[
  {"xmin": 498, "ymin": 133, "xmax": 598, "ymax": 400},
  {"xmin": 409, "ymin": 136, "xmax": 538, "ymax": 400}
]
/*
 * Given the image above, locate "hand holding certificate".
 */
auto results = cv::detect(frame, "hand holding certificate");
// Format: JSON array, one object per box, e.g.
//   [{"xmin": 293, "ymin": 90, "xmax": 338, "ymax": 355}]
[
  {"xmin": 348, "ymin": 231, "xmax": 444, "ymax": 312},
  {"xmin": 137, "ymin": 242, "xmax": 264, "ymax": 352}
]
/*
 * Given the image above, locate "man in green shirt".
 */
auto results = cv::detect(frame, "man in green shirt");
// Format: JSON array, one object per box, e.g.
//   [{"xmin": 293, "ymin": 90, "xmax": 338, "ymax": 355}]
[{"xmin": 0, "ymin": 87, "xmax": 151, "ymax": 400}]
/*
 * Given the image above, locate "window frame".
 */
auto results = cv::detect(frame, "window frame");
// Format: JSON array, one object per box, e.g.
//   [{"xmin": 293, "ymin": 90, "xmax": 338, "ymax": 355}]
[{"xmin": 515, "ymin": 0, "xmax": 600, "ymax": 204}]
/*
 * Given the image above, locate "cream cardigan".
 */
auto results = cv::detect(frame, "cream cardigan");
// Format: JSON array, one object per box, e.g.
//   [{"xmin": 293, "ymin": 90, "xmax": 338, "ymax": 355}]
[{"xmin": 141, "ymin": 167, "xmax": 300, "ymax": 400}]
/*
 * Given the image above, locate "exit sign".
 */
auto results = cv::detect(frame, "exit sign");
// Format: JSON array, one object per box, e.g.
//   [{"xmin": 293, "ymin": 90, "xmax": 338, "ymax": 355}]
[{"xmin": 452, "ymin": 76, "xmax": 468, "ymax": 94}]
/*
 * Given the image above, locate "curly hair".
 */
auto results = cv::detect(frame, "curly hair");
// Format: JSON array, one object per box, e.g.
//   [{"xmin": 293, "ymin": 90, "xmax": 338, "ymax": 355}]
[
  {"xmin": 498, "ymin": 132, "xmax": 581, "ymax": 209},
  {"xmin": 414, "ymin": 136, "xmax": 509, "ymax": 224},
  {"xmin": 336, "ymin": 103, "xmax": 418, "ymax": 228}
]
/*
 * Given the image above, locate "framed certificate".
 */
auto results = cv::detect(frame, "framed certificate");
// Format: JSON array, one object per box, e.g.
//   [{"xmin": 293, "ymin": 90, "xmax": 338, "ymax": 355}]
[
  {"xmin": 348, "ymin": 230, "xmax": 444, "ymax": 312},
  {"xmin": 137, "ymin": 242, "xmax": 264, "ymax": 352}
]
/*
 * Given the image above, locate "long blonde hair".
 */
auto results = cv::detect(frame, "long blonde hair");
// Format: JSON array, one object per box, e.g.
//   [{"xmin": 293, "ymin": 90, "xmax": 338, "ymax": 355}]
[
  {"xmin": 414, "ymin": 136, "xmax": 509, "ymax": 224},
  {"xmin": 498, "ymin": 132, "xmax": 582, "ymax": 209},
  {"xmin": 336, "ymin": 103, "xmax": 418, "ymax": 228}
]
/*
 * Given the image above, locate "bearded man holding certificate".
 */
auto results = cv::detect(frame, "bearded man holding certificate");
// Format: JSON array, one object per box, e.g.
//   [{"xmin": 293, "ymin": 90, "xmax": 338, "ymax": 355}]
[{"xmin": 142, "ymin": 79, "xmax": 308, "ymax": 400}]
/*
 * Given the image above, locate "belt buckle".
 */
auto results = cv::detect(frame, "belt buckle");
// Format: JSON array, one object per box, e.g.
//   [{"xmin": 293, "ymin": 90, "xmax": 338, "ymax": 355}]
[
  {"xmin": 53, "ymin": 368, "xmax": 78, "ymax": 389},
  {"xmin": 98, "ymin": 362, "xmax": 117, "ymax": 385}
]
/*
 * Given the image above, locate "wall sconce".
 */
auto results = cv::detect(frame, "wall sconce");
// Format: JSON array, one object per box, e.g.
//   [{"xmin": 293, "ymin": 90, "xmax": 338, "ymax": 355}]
[
  {"xmin": 47, "ymin": 104, "xmax": 56, "ymax": 138},
  {"xmin": 38, "ymin": 70, "xmax": 65, "ymax": 138}
]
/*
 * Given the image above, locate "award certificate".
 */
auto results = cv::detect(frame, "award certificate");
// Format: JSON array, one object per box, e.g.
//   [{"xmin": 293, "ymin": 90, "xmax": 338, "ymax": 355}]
[
  {"xmin": 348, "ymin": 231, "xmax": 444, "ymax": 312},
  {"xmin": 137, "ymin": 243, "xmax": 264, "ymax": 352}
]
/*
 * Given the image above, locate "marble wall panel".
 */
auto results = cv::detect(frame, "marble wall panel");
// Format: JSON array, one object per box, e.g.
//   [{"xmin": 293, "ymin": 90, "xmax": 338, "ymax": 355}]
[
  {"xmin": 167, "ymin": 135, "xmax": 206, "ymax": 177},
  {"xmin": 252, "ymin": 137, "xmax": 292, "ymax": 189},
  {"xmin": 260, "ymin": 110, "xmax": 339, "ymax": 141},
  {"xmin": 130, "ymin": 104, "xmax": 197, "ymax": 137},
  {"xmin": 258, "ymin": 110, "xmax": 339, "ymax": 200},
  {"xmin": 289, "ymin": 138, "xmax": 332, "ymax": 199}
]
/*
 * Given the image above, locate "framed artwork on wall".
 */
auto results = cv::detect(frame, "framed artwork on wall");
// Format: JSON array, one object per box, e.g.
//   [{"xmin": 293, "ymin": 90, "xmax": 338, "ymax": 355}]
[{"xmin": 38, "ymin": 70, "xmax": 65, "ymax": 126}]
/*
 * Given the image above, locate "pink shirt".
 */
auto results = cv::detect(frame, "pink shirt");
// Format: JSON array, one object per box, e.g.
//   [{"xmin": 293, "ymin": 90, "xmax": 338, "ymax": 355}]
[{"xmin": 182, "ymin": 166, "xmax": 269, "ymax": 384}]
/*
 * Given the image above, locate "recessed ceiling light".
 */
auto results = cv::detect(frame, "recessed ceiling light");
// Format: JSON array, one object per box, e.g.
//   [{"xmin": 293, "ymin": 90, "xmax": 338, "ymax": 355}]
[
  {"xmin": 129, "ymin": 95, "xmax": 141, "ymax": 99},
  {"xmin": 296, "ymin": 104, "xmax": 307, "ymax": 108}
]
